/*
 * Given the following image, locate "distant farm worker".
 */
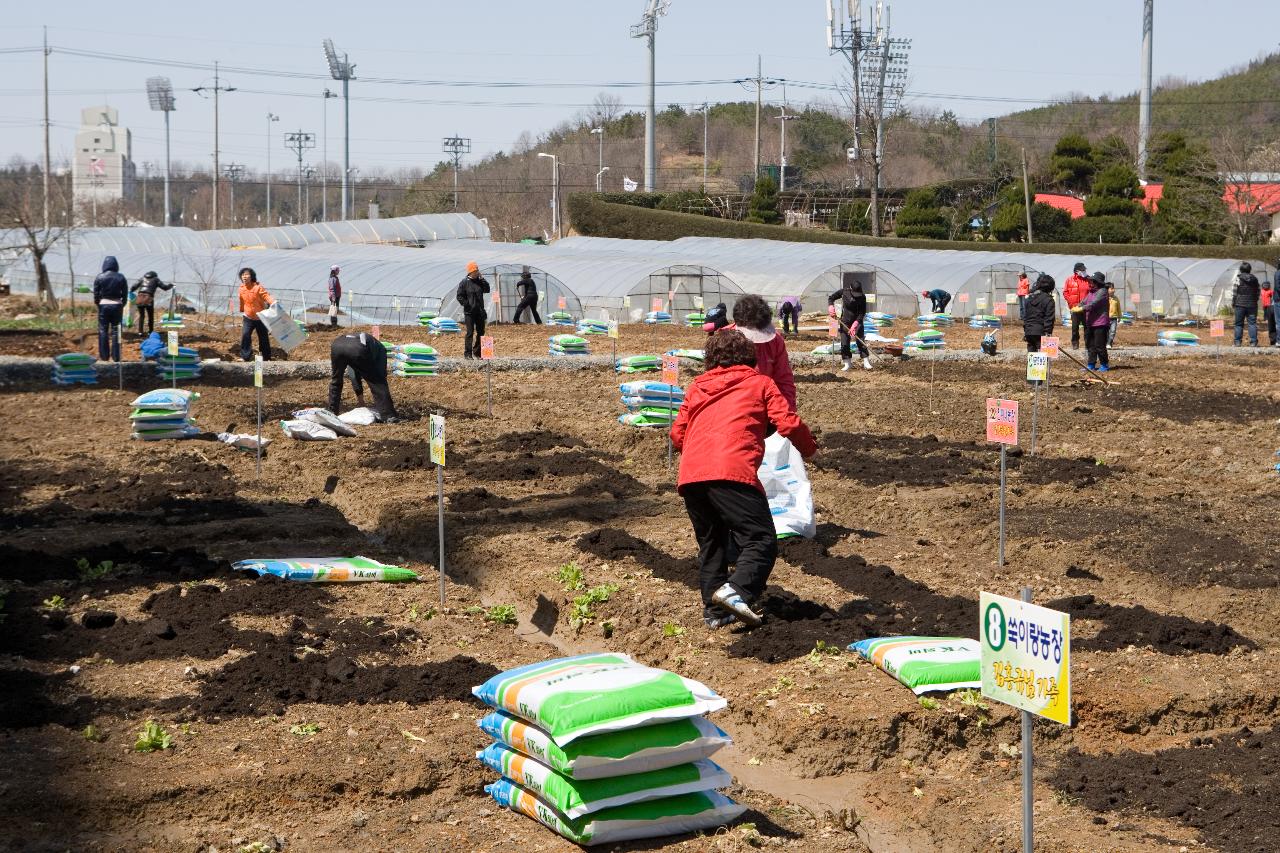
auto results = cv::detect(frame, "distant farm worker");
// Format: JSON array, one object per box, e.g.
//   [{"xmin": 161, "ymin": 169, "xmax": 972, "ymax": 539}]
[
  {"xmin": 1082, "ymin": 272, "xmax": 1111, "ymax": 372},
  {"xmin": 1232, "ymin": 262, "xmax": 1261, "ymax": 347},
  {"xmin": 129, "ymin": 270, "xmax": 172, "ymax": 336},
  {"xmin": 670, "ymin": 329, "xmax": 817, "ymax": 630},
  {"xmin": 921, "ymin": 288, "xmax": 951, "ymax": 314},
  {"xmin": 702, "ymin": 302, "xmax": 730, "ymax": 332},
  {"xmin": 731, "ymin": 294, "xmax": 797, "ymax": 411},
  {"xmin": 513, "ymin": 267, "xmax": 542, "ymax": 324},
  {"xmin": 1106, "ymin": 282, "xmax": 1122, "ymax": 347},
  {"xmin": 327, "ymin": 265, "xmax": 342, "ymax": 327},
  {"xmin": 1016, "ymin": 271, "xmax": 1031, "ymax": 319},
  {"xmin": 1022, "ymin": 274, "xmax": 1056, "ymax": 353},
  {"xmin": 92, "ymin": 255, "xmax": 127, "ymax": 362},
  {"xmin": 1262, "ymin": 276, "xmax": 1276, "ymax": 347},
  {"xmin": 456, "ymin": 261, "xmax": 490, "ymax": 359},
  {"xmin": 1063, "ymin": 262, "xmax": 1091, "ymax": 349},
  {"xmin": 328, "ymin": 330, "xmax": 400, "ymax": 423},
  {"xmin": 237, "ymin": 267, "xmax": 277, "ymax": 362},
  {"xmin": 777, "ymin": 296, "xmax": 802, "ymax": 337},
  {"xmin": 831, "ymin": 277, "xmax": 872, "ymax": 371}
]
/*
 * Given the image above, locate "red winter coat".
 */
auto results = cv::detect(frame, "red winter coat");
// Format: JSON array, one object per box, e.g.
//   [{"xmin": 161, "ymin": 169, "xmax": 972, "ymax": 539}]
[
  {"xmin": 726, "ymin": 323, "xmax": 797, "ymax": 411},
  {"xmin": 670, "ymin": 365, "xmax": 816, "ymax": 495},
  {"xmin": 1063, "ymin": 273, "xmax": 1090, "ymax": 310},
  {"xmin": 1016, "ymin": 276, "xmax": 1030, "ymax": 297}
]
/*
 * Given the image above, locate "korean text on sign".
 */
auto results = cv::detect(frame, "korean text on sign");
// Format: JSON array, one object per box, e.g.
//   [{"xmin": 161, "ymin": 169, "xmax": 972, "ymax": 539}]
[
  {"xmin": 661, "ymin": 354, "xmax": 680, "ymax": 387},
  {"xmin": 985, "ymin": 397, "xmax": 1018, "ymax": 445},
  {"xmin": 429, "ymin": 414, "xmax": 446, "ymax": 467},
  {"xmin": 979, "ymin": 591, "xmax": 1071, "ymax": 725}
]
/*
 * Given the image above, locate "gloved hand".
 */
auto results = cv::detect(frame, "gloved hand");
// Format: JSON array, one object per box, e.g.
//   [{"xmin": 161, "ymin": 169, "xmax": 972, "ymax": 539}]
[{"xmin": 828, "ymin": 305, "xmax": 837, "ymax": 317}]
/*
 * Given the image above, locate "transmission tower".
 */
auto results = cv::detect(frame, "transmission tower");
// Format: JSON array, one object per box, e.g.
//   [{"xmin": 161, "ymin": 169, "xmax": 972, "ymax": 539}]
[
  {"xmin": 442, "ymin": 136, "xmax": 471, "ymax": 211},
  {"xmin": 284, "ymin": 131, "xmax": 316, "ymax": 223},
  {"xmin": 222, "ymin": 163, "xmax": 244, "ymax": 224}
]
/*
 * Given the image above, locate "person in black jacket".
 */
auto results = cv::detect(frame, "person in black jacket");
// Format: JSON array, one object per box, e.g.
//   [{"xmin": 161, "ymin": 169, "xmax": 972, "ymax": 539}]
[
  {"xmin": 513, "ymin": 267, "xmax": 541, "ymax": 324},
  {"xmin": 92, "ymin": 255, "xmax": 128, "ymax": 362},
  {"xmin": 328, "ymin": 331, "xmax": 399, "ymax": 422},
  {"xmin": 456, "ymin": 261, "xmax": 490, "ymax": 358},
  {"xmin": 1232, "ymin": 262, "xmax": 1261, "ymax": 347},
  {"xmin": 129, "ymin": 270, "xmax": 173, "ymax": 335},
  {"xmin": 829, "ymin": 279, "xmax": 871, "ymax": 371},
  {"xmin": 1022, "ymin": 274, "xmax": 1057, "ymax": 352}
]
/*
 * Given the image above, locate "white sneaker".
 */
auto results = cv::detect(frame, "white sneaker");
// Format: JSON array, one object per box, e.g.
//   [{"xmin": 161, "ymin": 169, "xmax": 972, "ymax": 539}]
[
  {"xmin": 862, "ymin": 357, "xmax": 872, "ymax": 370},
  {"xmin": 841, "ymin": 359, "xmax": 851, "ymax": 371}
]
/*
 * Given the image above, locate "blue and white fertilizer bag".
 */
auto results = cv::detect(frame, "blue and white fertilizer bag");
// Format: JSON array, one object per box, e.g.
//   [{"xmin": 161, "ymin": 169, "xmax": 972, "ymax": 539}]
[{"xmin": 758, "ymin": 433, "xmax": 815, "ymax": 539}]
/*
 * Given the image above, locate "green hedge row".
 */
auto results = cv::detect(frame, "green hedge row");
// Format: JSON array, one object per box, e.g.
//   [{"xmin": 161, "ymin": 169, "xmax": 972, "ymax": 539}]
[{"xmin": 566, "ymin": 194, "xmax": 1280, "ymax": 264}]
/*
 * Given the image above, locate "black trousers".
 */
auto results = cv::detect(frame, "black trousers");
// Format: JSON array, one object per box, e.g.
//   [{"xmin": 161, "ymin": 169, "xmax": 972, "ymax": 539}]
[
  {"xmin": 838, "ymin": 321, "xmax": 869, "ymax": 360},
  {"xmin": 682, "ymin": 480, "xmax": 777, "ymax": 607},
  {"xmin": 240, "ymin": 317, "xmax": 271, "ymax": 361},
  {"xmin": 1264, "ymin": 305, "xmax": 1276, "ymax": 345},
  {"xmin": 1024, "ymin": 335, "xmax": 1041, "ymax": 352},
  {"xmin": 514, "ymin": 296, "xmax": 541, "ymax": 324},
  {"xmin": 1086, "ymin": 324, "xmax": 1109, "ymax": 368},
  {"xmin": 1070, "ymin": 310, "xmax": 1085, "ymax": 347},
  {"xmin": 779, "ymin": 304, "xmax": 798, "ymax": 335},
  {"xmin": 463, "ymin": 310, "xmax": 486, "ymax": 358},
  {"xmin": 329, "ymin": 296, "xmax": 340, "ymax": 327},
  {"xmin": 136, "ymin": 303, "xmax": 155, "ymax": 335},
  {"xmin": 328, "ymin": 335, "xmax": 397, "ymax": 419}
]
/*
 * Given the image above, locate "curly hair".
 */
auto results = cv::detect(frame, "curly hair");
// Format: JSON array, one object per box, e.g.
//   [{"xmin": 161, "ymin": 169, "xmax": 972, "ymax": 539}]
[
  {"xmin": 731, "ymin": 294, "xmax": 773, "ymax": 330},
  {"xmin": 704, "ymin": 328, "xmax": 757, "ymax": 369},
  {"xmin": 238, "ymin": 267, "xmax": 258, "ymax": 283}
]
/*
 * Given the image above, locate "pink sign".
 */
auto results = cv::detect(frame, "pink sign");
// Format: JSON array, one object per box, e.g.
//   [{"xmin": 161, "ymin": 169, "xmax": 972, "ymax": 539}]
[
  {"xmin": 651, "ymin": 296, "xmax": 663, "ymax": 312},
  {"xmin": 985, "ymin": 398, "xmax": 1019, "ymax": 445},
  {"xmin": 828, "ymin": 317, "xmax": 838, "ymax": 339},
  {"xmin": 1130, "ymin": 292, "xmax": 1141, "ymax": 304},
  {"xmin": 994, "ymin": 302, "xmax": 1008, "ymax": 317},
  {"xmin": 661, "ymin": 354, "xmax": 680, "ymax": 387},
  {"xmin": 480, "ymin": 335, "xmax": 494, "ymax": 359},
  {"xmin": 958, "ymin": 293, "xmax": 970, "ymax": 303},
  {"xmin": 1042, "ymin": 336, "xmax": 1060, "ymax": 358},
  {"xmin": 1209, "ymin": 319, "xmax": 1225, "ymax": 338}
]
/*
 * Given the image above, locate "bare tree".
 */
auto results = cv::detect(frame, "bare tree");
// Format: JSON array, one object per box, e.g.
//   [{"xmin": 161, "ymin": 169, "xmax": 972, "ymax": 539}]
[
  {"xmin": 1214, "ymin": 129, "xmax": 1280, "ymax": 244},
  {"xmin": 0, "ymin": 172, "xmax": 72, "ymax": 309}
]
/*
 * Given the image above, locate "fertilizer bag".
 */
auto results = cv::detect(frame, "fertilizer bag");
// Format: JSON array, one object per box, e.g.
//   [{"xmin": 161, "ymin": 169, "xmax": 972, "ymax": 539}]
[
  {"xmin": 758, "ymin": 433, "xmax": 816, "ymax": 539},
  {"xmin": 280, "ymin": 419, "xmax": 337, "ymax": 441},
  {"xmin": 478, "ymin": 710, "xmax": 731, "ymax": 780},
  {"xmin": 256, "ymin": 302, "xmax": 307, "ymax": 353},
  {"xmin": 477, "ymin": 742, "xmax": 730, "ymax": 819},
  {"xmin": 130, "ymin": 388, "xmax": 199, "ymax": 412},
  {"xmin": 472, "ymin": 653, "xmax": 726, "ymax": 745},
  {"xmin": 485, "ymin": 778, "xmax": 744, "ymax": 847},
  {"xmin": 292, "ymin": 407, "xmax": 357, "ymax": 437},
  {"xmin": 848, "ymin": 636, "xmax": 981, "ymax": 695}
]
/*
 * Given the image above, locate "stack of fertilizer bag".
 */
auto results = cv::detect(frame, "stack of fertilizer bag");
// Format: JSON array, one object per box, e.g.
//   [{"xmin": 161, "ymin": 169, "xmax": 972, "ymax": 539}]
[
  {"xmin": 916, "ymin": 312, "xmax": 953, "ymax": 328},
  {"xmin": 549, "ymin": 334, "xmax": 590, "ymax": 357},
  {"xmin": 1119, "ymin": 310, "xmax": 1134, "ymax": 326},
  {"xmin": 416, "ymin": 310, "xmax": 438, "ymax": 327},
  {"xmin": 548, "ymin": 310, "xmax": 576, "ymax": 327},
  {"xmin": 847, "ymin": 636, "xmax": 982, "ymax": 696},
  {"xmin": 615, "ymin": 354, "xmax": 661, "ymax": 374},
  {"xmin": 158, "ymin": 312, "xmax": 184, "ymax": 330},
  {"xmin": 426, "ymin": 316, "xmax": 461, "ymax": 335},
  {"xmin": 279, "ymin": 407, "xmax": 357, "ymax": 441},
  {"xmin": 1177, "ymin": 319, "xmax": 1198, "ymax": 327},
  {"xmin": 391, "ymin": 342, "xmax": 439, "ymax": 377},
  {"xmin": 618, "ymin": 380, "xmax": 683, "ymax": 427},
  {"xmin": 51, "ymin": 352, "xmax": 97, "ymax": 386},
  {"xmin": 684, "ymin": 311, "xmax": 706, "ymax": 327},
  {"xmin": 156, "ymin": 345, "xmax": 202, "ymax": 382},
  {"xmin": 903, "ymin": 329, "xmax": 946, "ymax": 351},
  {"xmin": 129, "ymin": 388, "xmax": 201, "ymax": 440},
  {"xmin": 863, "ymin": 311, "xmax": 895, "ymax": 335},
  {"xmin": 809, "ymin": 342, "xmax": 839, "ymax": 355},
  {"xmin": 473, "ymin": 653, "xmax": 743, "ymax": 847},
  {"xmin": 967, "ymin": 314, "xmax": 1002, "ymax": 329},
  {"xmin": 666, "ymin": 348, "xmax": 704, "ymax": 364},
  {"xmin": 644, "ymin": 310, "xmax": 673, "ymax": 325},
  {"xmin": 1157, "ymin": 329, "xmax": 1199, "ymax": 347},
  {"xmin": 577, "ymin": 318, "xmax": 610, "ymax": 336}
]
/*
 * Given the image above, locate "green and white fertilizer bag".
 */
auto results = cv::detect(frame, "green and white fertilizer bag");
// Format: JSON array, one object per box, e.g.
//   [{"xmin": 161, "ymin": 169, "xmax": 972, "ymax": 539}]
[
  {"xmin": 848, "ymin": 636, "xmax": 982, "ymax": 695},
  {"xmin": 759, "ymin": 433, "xmax": 815, "ymax": 539},
  {"xmin": 810, "ymin": 343, "xmax": 838, "ymax": 355},
  {"xmin": 666, "ymin": 348, "xmax": 704, "ymax": 362},
  {"xmin": 130, "ymin": 388, "xmax": 200, "ymax": 440},
  {"xmin": 291, "ymin": 407, "xmax": 356, "ymax": 437},
  {"xmin": 618, "ymin": 412, "xmax": 672, "ymax": 428},
  {"xmin": 130, "ymin": 388, "xmax": 199, "ymax": 412},
  {"xmin": 477, "ymin": 742, "xmax": 731, "ymax": 819},
  {"xmin": 472, "ymin": 653, "xmax": 726, "ymax": 744},
  {"xmin": 52, "ymin": 352, "xmax": 97, "ymax": 386},
  {"xmin": 478, "ymin": 710, "xmax": 731, "ymax": 780},
  {"xmin": 616, "ymin": 354, "xmax": 661, "ymax": 374},
  {"xmin": 485, "ymin": 778, "xmax": 744, "ymax": 846},
  {"xmin": 232, "ymin": 555, "xmax": 418, "ymax": 582}
]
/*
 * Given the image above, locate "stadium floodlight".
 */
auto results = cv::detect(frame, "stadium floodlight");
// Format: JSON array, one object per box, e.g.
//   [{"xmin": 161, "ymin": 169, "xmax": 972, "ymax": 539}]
[
  {"xmin": 146, "ymin": 77, "xmax": 176, "ymax": 225},
  {"xmin": 323, "ymin": 38, "xmax": 356, "ymax": 219},
  {"xmin": 631, "ymin": 0, "xmax": 671, "ymax": 192}
]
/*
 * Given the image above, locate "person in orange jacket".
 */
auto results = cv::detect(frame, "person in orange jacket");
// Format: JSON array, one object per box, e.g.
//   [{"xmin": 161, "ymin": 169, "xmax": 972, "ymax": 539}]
[
  {"xmin": 238, "ymin": 267, "xmax": 277, "ymax": 361},
  {"xmin": 1062, "ymin": 262, "xmax": 1091, "ymax": 348},
  {"xmin": 1016, "ymin": 271, "xmax": 1030, "ymax": 319},
  {"xmin": 670, "ymin": 329, "xmax": 817, "ymax": 629}
]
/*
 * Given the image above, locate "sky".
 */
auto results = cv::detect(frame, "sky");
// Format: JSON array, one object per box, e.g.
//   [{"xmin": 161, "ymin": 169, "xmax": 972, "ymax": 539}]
[{"xmin": 0, "ymin": 0, "xmax": 1274, "ymax": 178}]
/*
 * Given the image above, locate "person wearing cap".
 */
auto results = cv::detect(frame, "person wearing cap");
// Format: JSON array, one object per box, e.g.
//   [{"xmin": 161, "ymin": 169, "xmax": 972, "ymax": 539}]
[
  {"xmin": 1016, "ymin": 271, "xmax": 1030, "ymax": 320},
  {"xmin": 921, "ymin": 288, "xmax": 951, "ymax": 313},
  {"xmin": 129, "ymin": 270, "xmax": 173, "ymax": 335},
  {"xmin": 328, "ymin": 329, "xmax": 399, "ymax": 423},
  {"xmin": 1063, "ymin": 262, "xmax": 1091, "ymax": 349},
  {"xmin": 327, "ymin": 265, "xmax": 342, "ymax": 327},
  {"xmin": 777, "ymin": 296, "xmax": 802, "ymax": 337},
  {"xmin": 513, "ymin": 267, "xmax": 541, "ymax": 324},
  {"xmin": 831, "ymin": 278, "xmax": 872, "ymax": 371},
  {"xmin": 456, "ymin": 261, "xmax": 491, "ymax": 359},
  {"xmin": 1081, "ymin": 272, "xmax": 1111, "ymax": 372},
  {"xmin": 1232, "ymin": 262, "xmax": 1261, "ymax": 347}
]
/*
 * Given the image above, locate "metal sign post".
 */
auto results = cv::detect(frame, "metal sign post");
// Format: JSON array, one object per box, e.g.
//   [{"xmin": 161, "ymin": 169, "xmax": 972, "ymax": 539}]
[
  {"xmin": 167, "ymin": 331, "xmax": 179, "ymax": 390},
  {"xmin": 608, "ymin": 317, "xmax": 619, "ymax": 363},
  {"xmin": 986, "ymin": 398, "xmax": 1019, "ymax": 567},
  {"xmin": 116, "ymin": 322, "xmax": 124, "ymax": 390},
  {"xmin": 480, "ymin": 335, "xmax": 494, "ymax": 417},
  {"xmin": 429, "ymin": 413, "xmax": 447, "ymax": 608},
  {"xmin": 1042, "ymin": 336, "xmax": 1059, "ymax": 404},
  {"xmin": 662, "ymin": 354, "xmax": 679, "ymax": 469},
  {"xmin": 254, "ymin": 355, "xmax": 264, "ymax": 477},
  {"xmin": 1026, "ymin": 353, "xmax": 1048, "ymax": 455},
  {"xmin": 1210, "ymin": 318, "xmax": 1224, "ymax": 360}
]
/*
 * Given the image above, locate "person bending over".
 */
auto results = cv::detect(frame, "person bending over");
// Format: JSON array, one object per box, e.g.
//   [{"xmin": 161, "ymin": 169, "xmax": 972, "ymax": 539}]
[{"xmin": 328, "ymin": 331, "xmax": 400, "ymax": 423}]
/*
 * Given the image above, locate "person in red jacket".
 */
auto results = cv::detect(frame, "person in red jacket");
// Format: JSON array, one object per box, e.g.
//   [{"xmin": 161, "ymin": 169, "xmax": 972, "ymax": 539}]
[
  {"xmin": 1062, "ymin": 262, "xmax": 1091, "ymax": 349},
  {"xmin": 1262, "ymin": 277, "xmax": 1276, "ymax": 347},
  {"xmin": 730, "ymin": 294, "xmax": 797, "ymax": 411},
  {"xmin": 670, "ymin": 329, "xmax": 818, "ymax": 629},
  {"xmin": 1016, "ymin": 271, "xmax": 1030, "ymax": 319}
]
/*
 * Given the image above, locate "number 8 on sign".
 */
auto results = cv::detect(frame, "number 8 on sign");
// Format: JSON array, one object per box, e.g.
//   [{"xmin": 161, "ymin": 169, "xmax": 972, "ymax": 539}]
[{"xmin": 986, "ymin": 602, "xmax": 1006, "ymax": 649}]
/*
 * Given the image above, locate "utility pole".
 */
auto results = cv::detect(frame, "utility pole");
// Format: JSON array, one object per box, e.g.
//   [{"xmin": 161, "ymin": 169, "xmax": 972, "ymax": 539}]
[
  {"xmin": 590, "ymin": 127, "xmax": 605, "ymax": 191},
  {"xmin": 284, "ymin": 131, "xmax": 316, "ymax": 224},
  {"xmin": 265, "ymin": 113, "xmax": 279, "ymax": 225},
  {"xmin": 987, "ymin": 117, "xmax": 997, "ymax": 168},
  {"xmin": 1137, "ymin": 0, "xmax": 1154, "ymax": 180},
  {"xmin": 192, "ymin": 62, "xmax": 236, "ymax": 229},
  {"xmin": 141, "ymin": 162, "xmax": 152, "ymax": 222},
  {"xmin": 322, "ymin": 89, "xmax": 337, "ymax": 220},
  {"xmin": 223, "ymin": 163, "xmax": 244, "ymax": 224},
  {"xmin": 631, "ymin": 0, "xmax": 670, "ymax": 193},
  {"xmin": 323, "ymin": 39, "xmax": 356, "ymax": 219},
  {"xmin": 754, "ymin": 55, "xmax": 763, "ymax": 185},
  {"xmin": 700, "ymin": 102, "xmax": 709, "ymax": 187},
  {"xmin": 1021, "ymin": 148, "xmax": 1034, "ymax": 244},
  {"xmin": 302, "ymin": 165, "xmax": 315, "ymax": 222},
  {"xmin": 42, "ymin": 27, "xmax": 51, "ymax": 228},
  {"xmin": 777, "ymin": 95, "xmax": 798, "ymax": 192},
  {"xmin": 442, "ymin": 136, "xmax": 471, "ymax": 211}
]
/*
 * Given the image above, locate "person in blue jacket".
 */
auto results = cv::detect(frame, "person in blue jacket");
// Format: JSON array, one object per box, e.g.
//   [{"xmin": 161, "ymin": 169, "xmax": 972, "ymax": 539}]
[
  {"xmin": 92, "ymin": 256, "xmax": 128, "ymax": 362},
  {"xmin": 921, "ymin": 288, "xmax": 951, "ymax": 313}
]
